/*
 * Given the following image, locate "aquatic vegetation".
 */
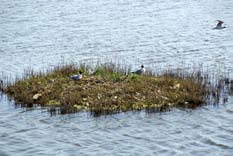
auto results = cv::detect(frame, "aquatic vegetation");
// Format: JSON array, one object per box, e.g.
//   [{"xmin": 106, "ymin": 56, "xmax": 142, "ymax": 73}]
[{"xmin": 3, "ymin": 63, "xmax": 216, "ymax": 116}]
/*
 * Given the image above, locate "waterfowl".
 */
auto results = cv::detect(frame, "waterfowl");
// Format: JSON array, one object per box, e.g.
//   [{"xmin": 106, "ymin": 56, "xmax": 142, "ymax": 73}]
[
  {"xmin": 213, "ymin": 20, "xmax": 226, "ymax": 29},
  {"xmin": 70, "ymin": 71, "xmax": 83, "ymax": 80},
  {"xmin": 132, "ymin": 65, "xmax": 145, "ymax": 75}
]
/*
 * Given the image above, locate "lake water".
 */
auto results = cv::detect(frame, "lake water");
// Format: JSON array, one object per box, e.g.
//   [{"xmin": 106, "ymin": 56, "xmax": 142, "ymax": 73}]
[{"xmin": 1, "ymin": 0, "xmax": 233, "ymax": 155}]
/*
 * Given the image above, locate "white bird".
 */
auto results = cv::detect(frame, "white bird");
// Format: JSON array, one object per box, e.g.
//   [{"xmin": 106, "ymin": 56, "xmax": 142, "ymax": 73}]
[
  {"xmin": 213, "ymin": 20, "xmax": 226, "ymax": 29},
  {"xmin": 70, "ymin": 71, "xmax": 83, "ymax": 80},
  {"xmin": 132, "ymin": 65, "xmax": 145, "ymax": 75}
]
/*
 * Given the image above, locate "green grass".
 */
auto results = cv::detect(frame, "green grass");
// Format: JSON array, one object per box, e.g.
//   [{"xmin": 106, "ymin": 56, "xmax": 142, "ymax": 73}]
[{"xmin": 4, "ymin": 63, "xmax": 210, "ymax": 116}]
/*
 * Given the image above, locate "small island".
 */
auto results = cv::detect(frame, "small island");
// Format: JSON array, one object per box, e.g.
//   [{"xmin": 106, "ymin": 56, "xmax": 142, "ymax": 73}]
[{"xmin": 4, "ymin": 63, "xmax": 210, "ymax": 116}]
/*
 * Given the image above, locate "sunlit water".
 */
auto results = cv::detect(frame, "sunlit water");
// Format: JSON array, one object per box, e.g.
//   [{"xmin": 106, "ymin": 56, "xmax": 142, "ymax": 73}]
[{"xmin": 1, "ymin": 0, "xmax": 233, "ymax": 155}]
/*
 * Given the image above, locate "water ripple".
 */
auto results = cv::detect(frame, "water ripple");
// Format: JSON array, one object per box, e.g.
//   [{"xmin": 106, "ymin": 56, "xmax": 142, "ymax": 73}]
[{"xmin": 1, "ymin": 0, "xmax": 233, "ymax": 155}]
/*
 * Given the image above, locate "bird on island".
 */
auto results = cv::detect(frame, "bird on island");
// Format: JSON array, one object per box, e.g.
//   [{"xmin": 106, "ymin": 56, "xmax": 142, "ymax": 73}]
[
  {"xmin": 213, "ymin": 20, "xmax": 226, "ymax": 29},
  {"xmin": 70, "ymin": 71, "xmax": 83, "ymax": 80},
  {"xmin": 131, "ymin": 65, "xmax": 145, "ymax": 75}
]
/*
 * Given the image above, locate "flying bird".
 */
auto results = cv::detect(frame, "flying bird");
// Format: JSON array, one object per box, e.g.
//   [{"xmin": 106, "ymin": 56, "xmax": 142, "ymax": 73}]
[{"xmin": 213, "ymin": 20, "xmax": 226, "ymax": 29}]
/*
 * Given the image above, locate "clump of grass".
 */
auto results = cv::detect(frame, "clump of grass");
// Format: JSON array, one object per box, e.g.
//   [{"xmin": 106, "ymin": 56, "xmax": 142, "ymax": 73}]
[{"xmin": 3, "ymin": 63, "xmax": 221, "ymax": 116}]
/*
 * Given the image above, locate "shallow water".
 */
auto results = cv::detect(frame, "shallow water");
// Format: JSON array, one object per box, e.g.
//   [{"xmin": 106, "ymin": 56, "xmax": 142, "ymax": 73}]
[
  {"xmin": 1, "ymin": 94, "xmax": 233, "ymax": 156},
  {"xmin": 1, "ymin": 0, "xmax": 233, "ymax": 155}
]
